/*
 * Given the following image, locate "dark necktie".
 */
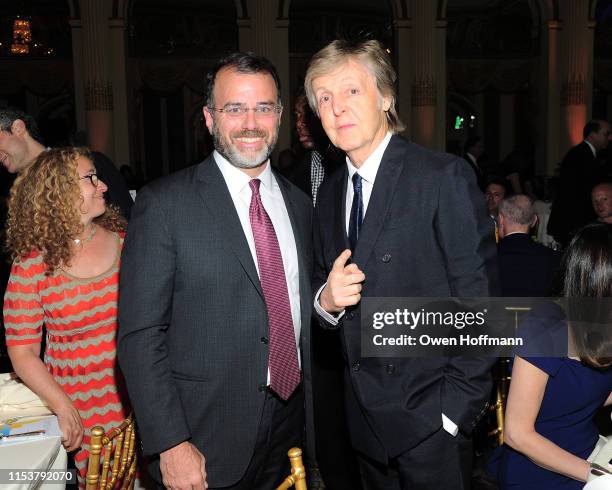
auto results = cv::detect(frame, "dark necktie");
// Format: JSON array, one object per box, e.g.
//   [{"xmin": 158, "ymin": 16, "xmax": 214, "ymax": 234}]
[
  {"xmin": 348, "ymin": 173, "xmax": 363, "ymax": 252},
  {"xmin": 249, "ymin": 179, "xmax": 300, "ymax": 400}
]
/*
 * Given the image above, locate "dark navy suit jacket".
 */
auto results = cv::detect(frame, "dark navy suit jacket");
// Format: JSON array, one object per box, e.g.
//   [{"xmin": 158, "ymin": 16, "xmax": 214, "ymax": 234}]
[{"xmin": 313, "ymin": 134, "xmax": 499, "ymax": 463}]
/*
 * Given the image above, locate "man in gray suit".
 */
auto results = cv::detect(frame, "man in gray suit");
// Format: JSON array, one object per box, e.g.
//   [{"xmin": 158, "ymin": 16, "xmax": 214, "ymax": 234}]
[{"xmin": 117, "ymin": 53, "xmax": 313, "ymax": 490}]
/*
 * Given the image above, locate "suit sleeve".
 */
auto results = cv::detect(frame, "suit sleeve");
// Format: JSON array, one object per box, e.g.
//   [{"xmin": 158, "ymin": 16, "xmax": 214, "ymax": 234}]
[
  {"xmin": 434, "ymin": 157, "xmax": 499, "ymax": 433},
  {"xmin": 312, "ymin": 196, "xmax": 343, "ymax": 330},
  {"xmin": 117, "ymin": 186, "xmax": 191, "ymax": 456}
]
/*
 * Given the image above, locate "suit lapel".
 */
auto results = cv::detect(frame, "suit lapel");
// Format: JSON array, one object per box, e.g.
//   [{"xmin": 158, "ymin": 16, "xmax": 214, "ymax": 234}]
[
  {"xmin": 195, "ymin": 158, "xmax": 264, "ymax": 300},
  {"xmin": 352, "ymin": 135, "xmax": 405, "ymax": 266},
  {"xmin": 275, "ymin": 172, "xmax": 311, "ymax": 330}
]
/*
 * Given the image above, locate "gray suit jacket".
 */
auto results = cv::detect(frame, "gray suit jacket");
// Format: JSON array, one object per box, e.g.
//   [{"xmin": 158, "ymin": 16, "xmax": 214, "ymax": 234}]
[{"xmin": 117, "ymin": 155, "xmax": 314, "ymax": 487}]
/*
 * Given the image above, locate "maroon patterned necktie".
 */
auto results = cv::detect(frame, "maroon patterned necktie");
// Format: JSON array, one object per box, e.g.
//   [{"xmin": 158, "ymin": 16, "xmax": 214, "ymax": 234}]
[{"xmin": 249, "ymin": 179, "xmax": 300, "ymax": 400}]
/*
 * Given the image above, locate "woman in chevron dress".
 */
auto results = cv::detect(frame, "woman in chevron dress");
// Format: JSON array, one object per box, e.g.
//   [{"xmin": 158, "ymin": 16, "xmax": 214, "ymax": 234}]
[{"xmin": 3, "ymin": 147, "xmax": 130, "ymax": 487}]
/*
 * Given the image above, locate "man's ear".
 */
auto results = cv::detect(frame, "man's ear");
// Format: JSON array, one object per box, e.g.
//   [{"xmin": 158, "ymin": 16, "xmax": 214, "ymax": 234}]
[
  {"xmin": 203, "ymin": 107, "xmax": 213, "ymax": 134},
  {"xmin": 382, "ymin": 95, "xmax": 392, "ymax": 112},
  {"xmin": 11, "ymin": 119, "xmax": 27, "ymax": 136},
  {"xmin": 530, "ymin": 215, "xmax": 538, "ymax": 228}
]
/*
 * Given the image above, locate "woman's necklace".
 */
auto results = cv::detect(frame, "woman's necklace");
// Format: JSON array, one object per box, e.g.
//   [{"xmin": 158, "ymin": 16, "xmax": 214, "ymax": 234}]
[{"xmin": 73, "ymin": 224, "xmax": 97, "ymax": 247}]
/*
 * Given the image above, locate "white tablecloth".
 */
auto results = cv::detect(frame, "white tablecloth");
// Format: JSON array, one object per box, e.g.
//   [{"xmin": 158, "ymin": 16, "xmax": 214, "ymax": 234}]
[
  {"xmin": 0, "ymin": 415, "xmax": 68, "ymax": 490},
  {"xmin": 585, "ymin": 475, "xmax": 612, "ymax": 490},
  {"xmin": 0, "ymin": 374, "xmax": 68, "ymax": 490}
]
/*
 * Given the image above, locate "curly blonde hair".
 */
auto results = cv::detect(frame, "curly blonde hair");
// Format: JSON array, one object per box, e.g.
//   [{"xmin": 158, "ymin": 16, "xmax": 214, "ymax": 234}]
[{"xmin": 6, "ymin": 147, "xmax": 127, "ymax": 274}]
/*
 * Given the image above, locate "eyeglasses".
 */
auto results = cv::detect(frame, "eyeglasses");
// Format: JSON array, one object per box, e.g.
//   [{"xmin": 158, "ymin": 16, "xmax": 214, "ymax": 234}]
[
  {"xmin": 80, "ymin": 173, "xmax": 99, "ymax": 187},
  {"xmin": 207, "ymin": 103, "xmax": 282, "ymax": 118}
]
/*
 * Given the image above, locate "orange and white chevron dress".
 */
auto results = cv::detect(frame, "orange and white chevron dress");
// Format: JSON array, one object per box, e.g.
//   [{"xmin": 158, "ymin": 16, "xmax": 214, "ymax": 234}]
[{"xmin": 3, "ymin": 234, "xmax": 129, "ymax": 487}]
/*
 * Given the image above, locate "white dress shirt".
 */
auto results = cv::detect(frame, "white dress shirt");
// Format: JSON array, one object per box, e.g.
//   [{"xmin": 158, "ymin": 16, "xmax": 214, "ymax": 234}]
[
  {"xmin": 312, "ymin": 135, "xmax": 458, "ymax": 437},
  {"xmin": 584, "ymin": 140, "xmax": 597, "ymax": 158},
  {"xmin": 343, "ymin": 132, "xmax": 392, "ymax": 233},
  {"xmin": 215, "ymin": 151, "xmax": 302, "ymax": 375},
  {"xmin": 315, "ymin": 132, "xmax": 392, "ymax": 323}
]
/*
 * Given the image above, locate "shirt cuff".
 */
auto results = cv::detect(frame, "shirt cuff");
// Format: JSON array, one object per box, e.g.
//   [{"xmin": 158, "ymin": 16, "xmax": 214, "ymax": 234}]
[
  {"xmin": 442, "ymin": 413, "xmax": 459, "ymax": 437},
  {"xmin": 313, "ymin": 283, "xmax": 345, "ymax": 326}
]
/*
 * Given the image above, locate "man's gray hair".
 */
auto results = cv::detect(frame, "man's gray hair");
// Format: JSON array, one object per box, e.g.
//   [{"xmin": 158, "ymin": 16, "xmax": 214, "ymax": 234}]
[
  {"xmin": 499, "ymin": 194, "xmax": 536, "ymax": 226},
  {"xmin": 304, "ymin": 39, "xmax": 405, "ymax": 133}
]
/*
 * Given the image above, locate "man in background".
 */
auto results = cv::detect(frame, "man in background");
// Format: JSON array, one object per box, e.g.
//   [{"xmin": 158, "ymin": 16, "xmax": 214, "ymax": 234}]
[
  {"xmin": 0, "ymin": 107, "xmax": 132, "ymax": 219},
  {"xmin": 591, "ymin": 181, "xmax": 612, "ymax": 225},
  {"xmin": 485, "ymin": 179, "xmax": 507, "ymax": 220},
  {"xmin": 279, "ymin": 92, "xmax": 343, "ymax": 205},
  {"xmin": 463, "ymin": 135, "xmax": 485, "ymax": 191},
  {"xmin": 0, "ymin": 107, "xmax": 46, "ymax": 174},
  {"xmin": 548, "ymin": 120, "xmax": 612, "ymax": 246},
  {"xmin": 497, "ymin": 195, "xmax": 560, "ymax": 297},
  {"xmin": 281, "ymin": 92, "xmax": 359, "ymax": 489}
]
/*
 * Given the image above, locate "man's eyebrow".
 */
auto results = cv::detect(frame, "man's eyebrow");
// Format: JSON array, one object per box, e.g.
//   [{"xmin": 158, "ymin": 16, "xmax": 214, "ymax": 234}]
[{"xmin": 223, "ymin": 100, "xmax": 277, "ymax": 105}]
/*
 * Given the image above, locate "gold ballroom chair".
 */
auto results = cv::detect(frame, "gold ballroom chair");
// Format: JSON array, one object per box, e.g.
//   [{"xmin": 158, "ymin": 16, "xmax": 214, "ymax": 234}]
[
  {"xmin": 85, "ymin": 413, "xmax": 137, "ymax": 490},
  {"xmin": 275, "ymin": 447, "xmax": 308, "ymax": 490},
  {"xmin": 488, "ymin": 357, "xmax": 511, "ymax": 446}
]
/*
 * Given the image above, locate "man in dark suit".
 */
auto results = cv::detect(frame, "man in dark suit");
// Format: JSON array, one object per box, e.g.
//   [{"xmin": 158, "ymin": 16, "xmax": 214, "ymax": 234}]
[
  {"xmin": 548, "ymin": 119, "xmax": 612, "ymax": 247},
  {"xmin": 304, "ymin": 40, "xmax": 498, "ymax": 489},
  {"xmin": 497, "ymin": 195, "xmax": 561, "ymax": 297},
  {"xmin": 117, "ymin": 53, "xmax": 314, "ymax": 490},
  {"xmin": 463, "ymin": 135, "xmax": 486, "ymax": 192}
]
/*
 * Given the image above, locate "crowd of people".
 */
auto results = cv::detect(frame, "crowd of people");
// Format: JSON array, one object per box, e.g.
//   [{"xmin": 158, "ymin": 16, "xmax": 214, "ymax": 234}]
[{"xmin": 0, "ymin": 38, "xmax": 610, "ymax": 490}]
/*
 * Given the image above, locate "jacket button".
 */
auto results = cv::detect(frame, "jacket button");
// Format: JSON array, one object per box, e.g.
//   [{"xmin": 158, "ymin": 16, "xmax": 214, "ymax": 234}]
[
  {"xmin": 352, "ymin": 361, "xmax": 360, "ymax": 372},
  {"xmin": 258, "ymin": 384, "xmax": 267, "ymax": 392},
  {"xmin": 346, "ymin": 312, "xmax": 354, "ymax": 320},
  {"xmin": 260, "ymin": 336, "xmax": 268, "ymax": 344},
  {"xmin": 386, "ymin": 364, "xmax": 395, "ymax": 374},
  {"xmin": 382, "ymin": 253, "xmax": 391, "ymax": 263}
]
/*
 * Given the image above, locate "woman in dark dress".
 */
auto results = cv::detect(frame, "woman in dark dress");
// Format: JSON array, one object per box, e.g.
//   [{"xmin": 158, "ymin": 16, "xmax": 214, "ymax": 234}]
[{"xmin": 498, "ymin": 222, "xmax": 612, "ymax": 489}]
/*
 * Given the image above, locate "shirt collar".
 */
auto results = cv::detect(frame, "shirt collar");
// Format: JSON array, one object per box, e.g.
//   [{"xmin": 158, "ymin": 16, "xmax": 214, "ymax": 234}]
[
  {"xmin": 503, "ymin": 231, "xmax": 529, "ymax": 238},
  {"xmin": 584, "ymin": 140, "xmax": 597, "ymax": 158},
  {"xmin": 346, "ymin": 132, "xmax": 393, "ymax": 184},
  {"xmin": 214, "ymin": 150, "xmax": 274, "ymax": 194},
  {"xmin": 466, "ymin": 152, "xmax": 477, "ymax": 164}
]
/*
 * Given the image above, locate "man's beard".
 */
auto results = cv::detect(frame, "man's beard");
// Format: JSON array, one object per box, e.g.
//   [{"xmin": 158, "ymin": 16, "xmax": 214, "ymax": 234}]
[{"xmin": 212, "ymin": 123, "xmax": 279, "ymax": 169}]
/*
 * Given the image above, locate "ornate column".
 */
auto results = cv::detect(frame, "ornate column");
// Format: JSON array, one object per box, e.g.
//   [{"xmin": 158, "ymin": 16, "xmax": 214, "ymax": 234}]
[
  {"xmin": 499, "ymin": 94, "xmax": 516, "ymax": 160},
  {"xmin": 241, "ymin": 0, "xmax": 290, "ymax": 159},
  {"xmin": 79, "ymin": 0, "xmax": 114, "ymax": 158},
  {"xmin": 272, "ymin": 16, "xmax": 291, "ymax": 157},
  {"xmin": 434, "ymin": 18, "xmax": 447, "ymax": 151},
  {"xmin": 558, "ymin": 0, "xmax": 593, "ymax": 157},
  {"xmin": 409, "ymin": 0, "xmax": 445, "ymax": 150},
  {"xmin": 394, "ymin": 19, "xmax": 412, "ymax": 138},
  {"xmin": 109, "ymin": 17, "xmax": 130, "ymax": 166},
  {"xmin": 250, "ymin": 0, "xmax": 275, "ymax": 56},
  {"xmin": 69, "ymin": 18, "xmax": 86, "ymax": 132},
  {"xmin": 237, "ymin": 17, "xmax": 253, "ymax": 52},
  {"xmin": 539, "ymin": 19, "xmax": 561, "ymax": 175}
]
